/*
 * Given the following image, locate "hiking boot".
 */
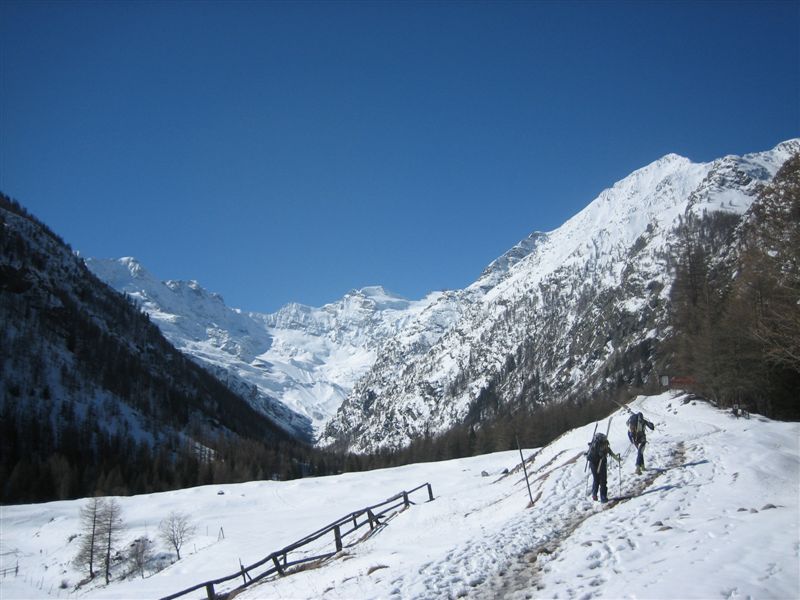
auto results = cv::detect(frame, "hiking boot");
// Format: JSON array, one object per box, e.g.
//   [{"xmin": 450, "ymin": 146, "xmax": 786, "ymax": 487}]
[
  {"xmin": 592, "ymin": 495, "xmax": 597, "ymax": 501},
  {"xmin": 600, "ymin": 497, "xmax": 608, "ymax": 503},
  {"xmin": 635, "ymin": 466, "xmax": 642, "ymax": 475}
]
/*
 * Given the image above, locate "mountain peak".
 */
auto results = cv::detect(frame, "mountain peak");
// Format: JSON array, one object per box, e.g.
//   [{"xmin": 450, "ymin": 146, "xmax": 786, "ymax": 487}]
[
  {"xmin": 85, "ymin": 256, "xmax": 157, "ymax": 289},
  {"xmin": 476, "ymin": 231, "xmax": 549, "ymax": 289},
  {"xmin": 359, "ymin": 285, "xmax": 392, "ymax": 296},
  {"xmin": 336, "ymin": 286, "xmax": 411, "ymax": 311},
  {"xmin": 657, "ymin": 151, "xmax": 688, "ymax": 164}
]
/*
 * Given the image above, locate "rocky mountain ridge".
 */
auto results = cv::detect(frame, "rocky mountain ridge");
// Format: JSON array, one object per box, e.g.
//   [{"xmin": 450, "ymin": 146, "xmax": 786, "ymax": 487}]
[{"xmin": 321, "ymin": 140, "xmax": 799, "ymax": 452}]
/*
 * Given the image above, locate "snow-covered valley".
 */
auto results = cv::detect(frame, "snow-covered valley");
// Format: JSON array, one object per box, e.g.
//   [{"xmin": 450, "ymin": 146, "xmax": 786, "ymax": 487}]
[{"xmin": 3, "ymin": 392, "xmax": 797, "ymax": 600}]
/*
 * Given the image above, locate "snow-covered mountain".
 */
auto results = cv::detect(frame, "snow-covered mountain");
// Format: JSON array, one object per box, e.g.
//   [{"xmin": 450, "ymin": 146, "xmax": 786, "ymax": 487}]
[
  {"xmin": 86, "ymin": 258, "xmax": 444, "ymax": 440},
  {"xmin": 87, "ymin": 140, "xmax": 797, "ymax": 451},
  {"xmin": 3, "ymin": 392, "xmax": 798, "ymax": 599},
  {"xmin": 87, "ymin": 245, "xmax": 541, "ymax": 443},
  {"xmin": 322, "ymin": 140, "xmax": 799, "ymax": 452}
]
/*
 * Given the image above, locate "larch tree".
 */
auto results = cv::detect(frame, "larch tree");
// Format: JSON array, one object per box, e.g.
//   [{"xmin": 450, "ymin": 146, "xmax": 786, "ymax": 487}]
[
  {"xmin": 74, "ymin": 497, "xmax": 105, "ymax": 580},
  {"xmin": 99, "ymin": 498, "xmax": 125, "ymax": 584}
]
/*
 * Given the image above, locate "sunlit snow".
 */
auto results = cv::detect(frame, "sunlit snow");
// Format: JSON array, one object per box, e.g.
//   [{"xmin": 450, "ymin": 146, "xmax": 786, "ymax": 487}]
[{"xmin": 3, "ymin": 392, "xmax": 797, "ymax": 600}]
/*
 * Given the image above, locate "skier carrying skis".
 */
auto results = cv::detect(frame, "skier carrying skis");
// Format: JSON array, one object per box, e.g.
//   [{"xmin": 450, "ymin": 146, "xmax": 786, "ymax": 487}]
[
  {"xmin": 586, "ymin": 432, "xmax": 620, "ymax": 503},
  {"xmin": 627, "ymin": 411, "xmax": 655, "ymax": 474}
]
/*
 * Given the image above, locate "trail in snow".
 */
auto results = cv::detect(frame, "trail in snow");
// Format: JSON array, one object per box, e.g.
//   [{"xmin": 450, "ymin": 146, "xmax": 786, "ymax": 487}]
[{"xmin": 485, "ymin": 396, "xmax": 792, "ymax": 600}]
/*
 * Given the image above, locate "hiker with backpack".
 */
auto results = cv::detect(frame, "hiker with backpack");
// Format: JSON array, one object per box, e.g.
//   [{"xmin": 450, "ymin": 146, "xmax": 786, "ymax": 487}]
[
  {"xmin": 585, "ymin": 432, "xmax": 620, "ymax": 503},
  {"xmin": 627, "ymin": 411, "xmax": 655, "ymax": 474}
]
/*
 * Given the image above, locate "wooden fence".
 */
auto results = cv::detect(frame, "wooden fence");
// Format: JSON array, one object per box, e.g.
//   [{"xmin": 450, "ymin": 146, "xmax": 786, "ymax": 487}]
[
  {"xmin": 160, "ymin": 482, "xmax": 434, "ymax": 600},
  {"xmin": 0, "ymin": 564, "xmax": 19, "ymax": 578}
]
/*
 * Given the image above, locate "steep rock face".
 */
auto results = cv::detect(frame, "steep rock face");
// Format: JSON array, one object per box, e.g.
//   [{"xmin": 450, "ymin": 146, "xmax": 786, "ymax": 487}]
[{"xmin": 322, "ymin": 140, "xmax": 799, "ymax": 453}]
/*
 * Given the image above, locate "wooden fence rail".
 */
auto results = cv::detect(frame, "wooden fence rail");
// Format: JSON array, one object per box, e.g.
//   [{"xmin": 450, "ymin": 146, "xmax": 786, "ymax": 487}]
[{"xmin": 160, "ymin": 482, "xmax": 434, "ymax": 600}]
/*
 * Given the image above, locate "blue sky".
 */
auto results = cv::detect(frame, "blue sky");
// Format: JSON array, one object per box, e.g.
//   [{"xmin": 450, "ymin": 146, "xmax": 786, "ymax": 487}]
[{"xmin": 1, "ymin": 1, "xmax": 797, "ymax": 313}]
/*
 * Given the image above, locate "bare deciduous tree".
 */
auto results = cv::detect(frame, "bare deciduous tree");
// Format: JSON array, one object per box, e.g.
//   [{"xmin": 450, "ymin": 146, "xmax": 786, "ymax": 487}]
[
  {"xmin": 159, "ymin": 510, "xmax": 197, "ymax": 560},
  {"xmin": 99, "ymin": 498, "xmax": 124, "ymax": 584},
  {"xmin": 74, "ymin": 497, "xmax": 105, "ymax": 580},
  {"xmin": 127, "ymin": 536, "xmax": 154, "ymax": 579}
]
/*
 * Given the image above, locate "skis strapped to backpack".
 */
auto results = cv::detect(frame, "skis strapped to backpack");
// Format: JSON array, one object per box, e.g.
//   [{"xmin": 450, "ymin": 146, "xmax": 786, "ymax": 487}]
[
  {"xmin": 587, "ymin": 417, "xmax": 613, "ymax": 464},
  {"xmin": 584, "ymin": 422, "xmax": 599, "ymax": 472},
  {"xmin": 601, "ymin": 417, "xmax": 612, "ymax": 465}
]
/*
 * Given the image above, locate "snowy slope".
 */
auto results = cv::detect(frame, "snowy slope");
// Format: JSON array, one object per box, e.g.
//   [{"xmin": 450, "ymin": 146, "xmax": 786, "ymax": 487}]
[
  {"xmin": 87, "ymin": 258, "xmax": 443, "ymax": 439},
  {"xmin": 323, "ymin": 139, "xmax": 800, "ymax": 452},
  {"xmin": 3, "ymin": 392, "xmax": 797, "ymax": 600}
]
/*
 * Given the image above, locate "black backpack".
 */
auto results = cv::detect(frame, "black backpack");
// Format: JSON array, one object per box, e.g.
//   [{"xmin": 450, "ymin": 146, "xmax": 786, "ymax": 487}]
[
  {"xmin": 587, "ymin": 432, "xmax": 607, "ymax": 461},
  {"xmin": 628, "ymin": 413, "xmax": 644, "ymax": 435},
  {"xmin": 628, "ymin": 412, "xmax": 653, "ymax": 442}
]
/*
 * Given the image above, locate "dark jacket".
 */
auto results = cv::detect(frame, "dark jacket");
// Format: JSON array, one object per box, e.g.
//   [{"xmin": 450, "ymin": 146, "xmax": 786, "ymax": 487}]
[
  {"xmin": 587, "ymin": 434, "xmax": 619, "ymax": 465},
  {"xmin": 627, "ymin": 412, "xmax": 654, "ymax": 445}
]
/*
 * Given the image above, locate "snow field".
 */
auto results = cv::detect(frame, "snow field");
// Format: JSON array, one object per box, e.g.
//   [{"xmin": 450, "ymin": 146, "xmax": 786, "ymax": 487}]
[{"xmin": 1, "ymin": 392, "xmax": 797, "ymax": 600}]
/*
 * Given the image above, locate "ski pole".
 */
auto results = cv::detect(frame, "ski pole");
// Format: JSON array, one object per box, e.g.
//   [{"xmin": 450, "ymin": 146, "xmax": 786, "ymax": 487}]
[
  {"xmin": 515, "ymin": 432, "xmax": 534, "ymax": 506},
  {"xmin": 621, "ymin": 442, "xmax": 634, "ymax": 463}
]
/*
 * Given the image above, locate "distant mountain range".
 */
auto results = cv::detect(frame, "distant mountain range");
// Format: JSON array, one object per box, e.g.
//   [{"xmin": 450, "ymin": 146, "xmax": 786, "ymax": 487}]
[{"xmin": 86, "ymin": 258, "xmax": 444, "ymax": 441}]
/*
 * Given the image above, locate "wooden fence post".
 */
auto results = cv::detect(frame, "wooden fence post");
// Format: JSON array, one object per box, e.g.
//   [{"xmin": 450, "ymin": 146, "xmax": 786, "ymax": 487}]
[
  {"xmin": 402, "ymin": 491, "xmax": 409, "ymax": 506},
  {"xmin": 334, "ymin": 525, "xmax": 343, "ymax": 552},
  {"xmin": 205, "ymin": 582, "xmax": 215, "ymax": 600},
  {"xmin": 426, "ymin": 483, "xmax": 434, "ymax": 501},
  {"xmin": 271, "ymin": 554, "xmax": 284, "ymax": 576},
  {"xmin": 367, "ymin": 509, "xmax": 375, "ymax": 530}
]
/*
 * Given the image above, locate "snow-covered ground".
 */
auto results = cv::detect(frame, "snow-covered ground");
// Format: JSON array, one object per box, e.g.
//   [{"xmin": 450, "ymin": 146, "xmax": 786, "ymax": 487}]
[{"xmin": 2, "ymin": 392, "xmax": 797, "ymax": 599}]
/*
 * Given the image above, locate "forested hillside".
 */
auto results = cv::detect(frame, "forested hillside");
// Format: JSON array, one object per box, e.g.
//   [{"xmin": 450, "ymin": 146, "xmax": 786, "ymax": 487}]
[
  {"xmin": 0, "ymin": 195, "xmax": 341, "ymax": 503},
  {"xmin": 667, "ymin": 153, "xmax": 800, "ymax": 418}
]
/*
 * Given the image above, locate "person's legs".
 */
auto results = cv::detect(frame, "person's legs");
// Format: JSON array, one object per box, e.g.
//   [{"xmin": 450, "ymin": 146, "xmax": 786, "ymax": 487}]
[
  {"xmin": 638, "ymin": 441, "xmax": 647, "ymax": 470},
  {"xmin": 599, "ymin": 460, "xmax": 608, "ymax": 501},
  {"xmin": 636, "ymin": 441, "xmax": 646, "ymax": 472},
  {"xmin": 590, "ymin": 461, "xmax": 600, "ymax": 499}
]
